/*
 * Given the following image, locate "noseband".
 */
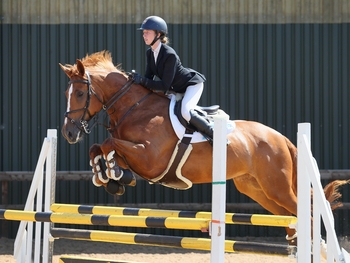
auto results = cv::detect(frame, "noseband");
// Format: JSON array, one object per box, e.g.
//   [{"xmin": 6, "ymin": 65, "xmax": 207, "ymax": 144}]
[{"xmin": 64, "ymin": 71, "xmax": 134, "ymax": 134}]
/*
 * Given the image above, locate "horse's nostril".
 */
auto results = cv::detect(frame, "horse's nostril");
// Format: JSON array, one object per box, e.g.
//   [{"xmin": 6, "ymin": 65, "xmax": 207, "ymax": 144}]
[{"xmin": 67, "ymin": 131, "xmax": 73, "ymax": 139}]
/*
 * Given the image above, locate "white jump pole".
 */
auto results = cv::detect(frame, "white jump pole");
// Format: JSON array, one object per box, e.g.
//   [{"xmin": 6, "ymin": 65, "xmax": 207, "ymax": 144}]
[{"xmin": 211, "ymin": 113, "xmax": 229, "ymax": 263}]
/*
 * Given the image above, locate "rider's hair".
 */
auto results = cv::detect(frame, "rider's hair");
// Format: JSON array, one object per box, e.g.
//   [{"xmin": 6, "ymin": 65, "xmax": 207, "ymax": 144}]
[{"xmin": 157, "ymin": 31, "xmax": 169, "ymax": 45}]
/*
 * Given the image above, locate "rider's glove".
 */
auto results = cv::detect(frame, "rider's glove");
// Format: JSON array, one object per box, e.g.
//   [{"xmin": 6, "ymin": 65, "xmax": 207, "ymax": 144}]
[{"xmin": 130, "ymin": 70, "xmax": 149, "ymax": 87}]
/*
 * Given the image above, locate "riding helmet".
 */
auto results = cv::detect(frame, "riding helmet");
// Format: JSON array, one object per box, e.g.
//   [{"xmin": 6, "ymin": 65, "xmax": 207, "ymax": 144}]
[{"xmin": 138, "ymin": 16, "xmax": 168, "ymax": 34}]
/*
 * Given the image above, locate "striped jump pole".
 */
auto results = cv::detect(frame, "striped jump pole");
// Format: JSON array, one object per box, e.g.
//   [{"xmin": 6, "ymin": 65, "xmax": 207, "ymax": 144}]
[
  {"xmin": 51, "ymin": 227, "xmax": 295, "ymax": 256},
  {"xmin": 50, "ymin": 203, "xmax": 297, "ymax": 228},
  {"xmin": 0, "ymin": 209, "xmax": 209, "ymax": 231}
]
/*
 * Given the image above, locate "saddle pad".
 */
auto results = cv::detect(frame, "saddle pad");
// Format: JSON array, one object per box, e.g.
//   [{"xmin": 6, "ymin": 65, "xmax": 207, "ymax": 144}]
[{"xmin": 167, "ymin": 94, "xmax": 235, "ymax": 143}]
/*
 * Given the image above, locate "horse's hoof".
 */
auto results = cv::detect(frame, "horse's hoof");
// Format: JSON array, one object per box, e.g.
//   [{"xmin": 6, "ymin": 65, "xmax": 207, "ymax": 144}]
[
  {"xmin": 106, "ymin": 180, "xmax": 125, "ymax": 195},
  {"xmin": 288, "ymin": 238, "xmax": 297, "ymax": 246},
  {"xmin": 119, "ymin": 169, "xmax": 137, "ymax": 186},
  {"xmin": 286, "ymin": 233, "xmax": 298, "ymax": 246}
]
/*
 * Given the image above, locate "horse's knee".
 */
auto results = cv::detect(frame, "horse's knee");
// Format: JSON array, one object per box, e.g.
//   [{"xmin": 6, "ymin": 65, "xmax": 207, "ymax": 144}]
[
  {"xmin": 89, "ymin": 143, "xmax": 103, "ymax": 158},
  {"xmin": 101, "ymin": 137, "xmax": 116, "ymax": 149}
]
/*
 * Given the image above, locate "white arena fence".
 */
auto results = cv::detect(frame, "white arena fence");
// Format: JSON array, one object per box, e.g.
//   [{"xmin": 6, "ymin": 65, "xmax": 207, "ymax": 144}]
[{"xmin": 297, "ymin": 123, "xmax": 350, "ymax": 263}]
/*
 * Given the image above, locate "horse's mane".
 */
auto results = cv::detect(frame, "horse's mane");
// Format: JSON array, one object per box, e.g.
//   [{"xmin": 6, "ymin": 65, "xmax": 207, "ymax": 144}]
[
  {"xmin": 67, "ymin": 50, "xmax": 125, "ymax": 75},
  {"xmin": 81, "ymin": 50, "xmax": 116, "ymax": 70}
]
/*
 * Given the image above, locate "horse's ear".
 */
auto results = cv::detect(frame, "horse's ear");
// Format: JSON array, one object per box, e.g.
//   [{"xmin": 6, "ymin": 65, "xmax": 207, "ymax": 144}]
[
  {"xmin": 59, "ymin": 63, "xmax": 73, "ymax": 78},
  {"xmin": 76, "ymin": 59, "xmax": 85, "ymax": 77}
]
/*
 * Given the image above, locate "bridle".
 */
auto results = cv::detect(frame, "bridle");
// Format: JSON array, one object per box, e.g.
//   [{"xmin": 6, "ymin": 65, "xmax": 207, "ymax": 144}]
[{"xmin": 64, "ymin": 71, "xmax": 135, "ymax": 134}]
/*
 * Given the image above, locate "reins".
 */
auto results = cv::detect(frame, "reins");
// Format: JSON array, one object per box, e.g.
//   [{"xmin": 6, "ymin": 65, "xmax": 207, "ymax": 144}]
[{"xmin": 65, "ymin": 71, "xmax": 146, "ymax": 134}]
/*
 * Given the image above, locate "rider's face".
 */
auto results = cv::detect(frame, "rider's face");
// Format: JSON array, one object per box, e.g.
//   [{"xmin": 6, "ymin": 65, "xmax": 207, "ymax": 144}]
[{"xmin": 143, "ymin": 30, "xmax": 158, "ymax": 45}]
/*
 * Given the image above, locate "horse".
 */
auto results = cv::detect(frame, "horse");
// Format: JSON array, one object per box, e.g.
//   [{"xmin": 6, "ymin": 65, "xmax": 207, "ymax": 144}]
[{"xmin": 60, "ymin": 50, "xmax": 347, "ymax": 246}]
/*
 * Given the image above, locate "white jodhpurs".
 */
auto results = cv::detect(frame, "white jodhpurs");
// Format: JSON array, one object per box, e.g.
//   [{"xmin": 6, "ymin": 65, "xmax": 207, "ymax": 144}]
[{"xmin": 181, "ymin": 82, "xmax": 204, "ymax": 122}]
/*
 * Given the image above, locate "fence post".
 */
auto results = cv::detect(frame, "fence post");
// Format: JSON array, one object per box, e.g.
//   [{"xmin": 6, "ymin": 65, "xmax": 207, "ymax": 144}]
[
  {"xmin": 297, "ymin": 123, "xmax": 350, "ymax": 262},
  {"xmin": 297, "ymin": 123, "xmax": 311, "ymax": 263},
  {"xmin": 211, "ymin": 114, "xmax": 229, "ymax": 263},
  {"xmin": 13, "ymin": 129, "xmax": 57, "ymax": 263},
  {"xmin": 42, "ymin": 129, "xmax": 57, "ymax": 263}
]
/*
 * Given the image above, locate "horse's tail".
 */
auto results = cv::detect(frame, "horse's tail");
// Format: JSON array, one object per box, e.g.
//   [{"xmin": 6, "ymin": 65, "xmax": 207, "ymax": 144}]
[
  {"xmin": 285, "ymin": 136, "xmax": 349, "ymax": 210},
  {"xmin": 323, "ymin": 179, "xmax": 349, "ymax": 210}
]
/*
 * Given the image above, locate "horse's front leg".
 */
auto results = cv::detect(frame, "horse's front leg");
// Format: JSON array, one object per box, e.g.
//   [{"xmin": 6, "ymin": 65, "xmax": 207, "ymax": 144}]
[
  {"xmin": 104, "ymin": 148, "xmax": 137, "ymax": 187},
  {"xmin": 90, "ymin": 141, "xmax": 137, "ymax": 188},
  {"xmin": 89, "ymin": 143, "xmax": 127, "ymax": 195},
  {"xmin": 89, "ymin": 143, "xmax": 109, "ymax": 185},
  {"xmin": 100, "ymin": 137, "xmax": 166, "ymax": 177}
]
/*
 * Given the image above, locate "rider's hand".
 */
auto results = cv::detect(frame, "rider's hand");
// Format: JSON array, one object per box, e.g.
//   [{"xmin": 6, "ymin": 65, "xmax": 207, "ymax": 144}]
[
  {"xmin": 132, "ymin": 73, "xmax": 143, "ymax": 84},
  {"xmin": 130, "ymin": 71, "xmax": 149, "ymax": 87}
]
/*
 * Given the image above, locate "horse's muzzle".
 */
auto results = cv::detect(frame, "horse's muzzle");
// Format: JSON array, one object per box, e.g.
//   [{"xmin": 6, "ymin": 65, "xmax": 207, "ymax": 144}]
[{"xmin": 61, "ymin": 124, "xmax": 82, "ymax": 144}]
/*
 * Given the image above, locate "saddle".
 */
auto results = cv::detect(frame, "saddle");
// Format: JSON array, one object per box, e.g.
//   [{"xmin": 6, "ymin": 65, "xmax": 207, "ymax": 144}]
[{"xmin": 174, "ymin": 99, "xmax": 220, "ymax": 132}]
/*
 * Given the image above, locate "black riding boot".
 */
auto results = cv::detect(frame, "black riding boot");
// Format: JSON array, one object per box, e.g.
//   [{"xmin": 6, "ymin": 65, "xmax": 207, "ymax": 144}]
[{"xmin": 189, "ymin": 110, "xmax": 213, "ymax": 141}]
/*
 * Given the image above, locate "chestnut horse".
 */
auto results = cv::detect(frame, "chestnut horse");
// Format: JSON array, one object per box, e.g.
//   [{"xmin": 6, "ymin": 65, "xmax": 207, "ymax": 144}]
[{"xmin": 60, "ymin": 51, "xmax": 347, "ymax": 245}]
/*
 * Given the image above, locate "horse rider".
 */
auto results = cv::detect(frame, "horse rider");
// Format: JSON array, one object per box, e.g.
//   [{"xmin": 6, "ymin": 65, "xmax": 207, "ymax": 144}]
[{"xmin": 132, "ymin": 15, "xmax": 214, "ymax": 142}]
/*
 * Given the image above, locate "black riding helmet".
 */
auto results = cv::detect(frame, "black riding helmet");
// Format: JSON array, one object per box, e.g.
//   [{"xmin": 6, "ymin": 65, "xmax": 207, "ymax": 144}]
[{"xmin": 138, "ymin": 16, "xmax": 168, "ymax": 46}]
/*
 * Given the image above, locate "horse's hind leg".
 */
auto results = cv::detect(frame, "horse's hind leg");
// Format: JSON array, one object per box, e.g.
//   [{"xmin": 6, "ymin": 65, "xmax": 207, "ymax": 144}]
[
  {"xmin": 233, "ymin": 175, "xmax": 297, "ymax": 215},
  {"xmin": 233, "ymin": 175, "xmax": 297, "ymax": 244}
]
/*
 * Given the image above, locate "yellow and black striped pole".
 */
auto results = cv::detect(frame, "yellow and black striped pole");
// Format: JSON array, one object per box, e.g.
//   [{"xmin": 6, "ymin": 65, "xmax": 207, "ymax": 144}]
[
  {"xmin": 0, "ymin": 209, "xmax": 209, "ymax": 231},
  {"xmin": 51, "ymin": 227, "xmax": 294, "ymax": 256},
  {"xmin": 51, "ymin": 203, "xmax": 297, "ymax": 228}
]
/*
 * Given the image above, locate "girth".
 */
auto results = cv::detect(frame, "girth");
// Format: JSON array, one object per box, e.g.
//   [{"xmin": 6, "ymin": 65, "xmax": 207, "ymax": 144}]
[{"xmin": 150, "ymin": 130, "xmax": 194, "ymax": 190}]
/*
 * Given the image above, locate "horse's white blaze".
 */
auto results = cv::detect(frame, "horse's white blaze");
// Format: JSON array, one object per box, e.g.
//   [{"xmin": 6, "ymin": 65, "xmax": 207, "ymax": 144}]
[{"xmin": 65, "ymin": 83, "xmax": 74, "ymax": 125}]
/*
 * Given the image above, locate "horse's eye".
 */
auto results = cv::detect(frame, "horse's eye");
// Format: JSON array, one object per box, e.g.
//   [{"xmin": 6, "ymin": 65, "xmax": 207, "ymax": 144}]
[{"xmin": 77, "ymin": 91, "xmax": 84, "ymax": 97}]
